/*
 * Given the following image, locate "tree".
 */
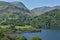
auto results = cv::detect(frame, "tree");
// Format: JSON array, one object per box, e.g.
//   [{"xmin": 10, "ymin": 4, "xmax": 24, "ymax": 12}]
[
  {"xmin": 1, "ymin": 37, "xmax": 10, "ymax": 40},
  {"xmin": 0, "ymin": 33, "xmax": 5, "ymax": 39},
  {"xmin": 9, "ymin": 24, "xmax": 15, "ymax": 30}
]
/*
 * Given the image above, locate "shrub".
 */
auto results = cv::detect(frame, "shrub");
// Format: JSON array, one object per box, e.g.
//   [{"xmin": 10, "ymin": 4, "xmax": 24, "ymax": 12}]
[
  {"xmin": 30, "ymin": 37, "xmax": 42, "ymax": 40},
  {"xmin": 13, "ymin": 36, "xmax": 27, "ymax": 40}
]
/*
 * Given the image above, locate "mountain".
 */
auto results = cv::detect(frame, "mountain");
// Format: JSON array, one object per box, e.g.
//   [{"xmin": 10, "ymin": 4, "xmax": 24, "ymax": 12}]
[
  {"xmin": 11, "ymin": 1, "xmax": 30, "ymax": 13},
  {"xmin": 0, "ymin": 1, "xmax": 31, "ymax": 26},
  {"xmin": 0, "ymin": 1, "xmax": 60, "ymax": 29},
  {"xmin": 30, "ymin": 9, "xmax": 60, "ymax": 29},
  {"xmin": 11, "ymin": 1, "xmax": 28, "ymax": 9},
  {"xmin": 0, "ymin": 1, "xmax": 31, "ymax": 14},
  {"xmin": 31, "ymin": 6, "xmax": 60, "ymax": 15}
]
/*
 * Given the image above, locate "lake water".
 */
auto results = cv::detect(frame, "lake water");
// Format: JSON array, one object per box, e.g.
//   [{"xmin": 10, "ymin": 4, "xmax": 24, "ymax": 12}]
[{"xmin": 11, "ymin": 29, "xmax": 60, "ymax": 40}]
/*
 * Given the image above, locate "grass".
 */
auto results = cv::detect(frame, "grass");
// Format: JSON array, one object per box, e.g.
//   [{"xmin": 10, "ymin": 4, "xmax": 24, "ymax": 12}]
[
  {"xmin": 15, "ymin": 25, "xmax": 33, "ymax": 29},
  {"xmin": 0, "ymin": 25, "xmax": 41, "ymax": 33},
  {"xmin": 0, "ymin": 25, "xmax": 9, "ymax": 29},
  {"xmin": 0, "ymin": 25, "xmax": 33, "ymax": 29}
]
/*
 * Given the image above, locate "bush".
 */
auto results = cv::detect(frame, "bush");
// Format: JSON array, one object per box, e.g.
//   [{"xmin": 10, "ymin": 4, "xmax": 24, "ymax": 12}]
[
  {"xmin": 1, "ymin": 37, "xmax": 10, "ymax": 40},
  {"xmin": 13, "ymin": 36, "xmax": 27, "ymax": 40},
  {"xmin": 30, "ymin": 37, "xmax": 42, "ymax": 40}
]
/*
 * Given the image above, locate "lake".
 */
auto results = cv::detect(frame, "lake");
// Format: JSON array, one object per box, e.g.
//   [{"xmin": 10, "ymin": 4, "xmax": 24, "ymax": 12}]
[{"xmin": 11, "ymin": 29, "xmax": 60, "ymax": 40}]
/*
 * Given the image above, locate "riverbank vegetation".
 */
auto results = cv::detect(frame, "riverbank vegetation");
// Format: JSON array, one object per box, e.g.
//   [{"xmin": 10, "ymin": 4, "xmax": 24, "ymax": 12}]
[
  {"xmin": 0, "ymin": 33, "xmax": 42, "ymax": 40},
  {"xmin": 0, "ymin": 25, "xmax": 41, "ymax": 34}
]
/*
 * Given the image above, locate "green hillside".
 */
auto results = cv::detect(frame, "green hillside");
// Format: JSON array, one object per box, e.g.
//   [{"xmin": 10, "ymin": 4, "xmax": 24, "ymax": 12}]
[
  {"xmin": 0, "ymin": 1, "xmax": 60, "ymax": 29},
  {"xmin": 0, "ymin": 1, "xmax": 31, "ymax": 26},
  {"xmin": 31, "ymin": 9, "xmax": 60, "ymax": 29}
]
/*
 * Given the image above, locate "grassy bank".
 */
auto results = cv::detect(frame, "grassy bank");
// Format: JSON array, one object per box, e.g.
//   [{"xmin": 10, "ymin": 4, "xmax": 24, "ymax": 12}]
[{"xmin": 0, "ymin": 25, "xmax": 41, "ymax": 34}]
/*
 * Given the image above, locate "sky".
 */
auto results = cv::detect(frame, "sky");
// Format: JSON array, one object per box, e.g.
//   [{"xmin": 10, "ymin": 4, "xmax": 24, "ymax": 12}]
[{"xmin": 0, "ymin": 0, "xmax": 60, "ymax": 9}]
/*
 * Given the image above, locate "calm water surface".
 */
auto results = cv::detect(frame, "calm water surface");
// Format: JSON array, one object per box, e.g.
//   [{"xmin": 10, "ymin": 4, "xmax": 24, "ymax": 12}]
[{"xmin": 11, "ymin": 29, "xmax": 60, "ymax": 40}]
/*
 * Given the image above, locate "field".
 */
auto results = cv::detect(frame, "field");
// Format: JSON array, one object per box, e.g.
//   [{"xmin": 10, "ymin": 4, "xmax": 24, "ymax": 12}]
[
  {"xmin": 15, "ymin": 25, "xmax": 33, "ymax": 29},
  {"xmin": 0, "ymin": 25, "xmax": 33, "ymax": 29},
  {"xmin": 0, "ymin": 25, "xmax": 41, "ymax": 33},
  {"xmin": 0, "ymin": 25, "xmax": 9, "ymax": 29}
]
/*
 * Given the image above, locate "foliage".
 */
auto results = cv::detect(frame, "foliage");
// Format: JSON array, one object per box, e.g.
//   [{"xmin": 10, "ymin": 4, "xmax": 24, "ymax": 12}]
[
  {"xmin": 13, "ymin": 36, "xmax": 27, "ymax": 40},
  {"xmin": 30, "ymin": 9, "xmax": 60, "ymax": 29},
  {"xmin": 0, "ymin": 25, "xmax": 41, "ymax": 34},
  {"xmin": 30, "ymin": 37, "xmax": 42, "ymax": 40},
  {"xmin": 0, "ymin": 1, "xmax": 31, "ymax": 26},
  {"xmin": 0, "ymin": 33, "xmax": 42, "ymax": 40}
]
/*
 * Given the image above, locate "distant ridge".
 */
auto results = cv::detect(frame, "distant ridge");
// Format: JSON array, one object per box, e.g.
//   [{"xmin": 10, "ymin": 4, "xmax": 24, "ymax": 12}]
[{"xmin": 31, "ymin": 6, "xmax": 60, "ymax": 15}]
